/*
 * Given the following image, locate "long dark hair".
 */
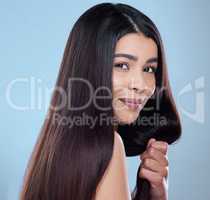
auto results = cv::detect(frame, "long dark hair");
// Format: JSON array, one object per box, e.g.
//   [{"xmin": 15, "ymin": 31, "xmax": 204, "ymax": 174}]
[{"xmin": 20, "ymin": 3, "xmax": 182, "ymax": 200}]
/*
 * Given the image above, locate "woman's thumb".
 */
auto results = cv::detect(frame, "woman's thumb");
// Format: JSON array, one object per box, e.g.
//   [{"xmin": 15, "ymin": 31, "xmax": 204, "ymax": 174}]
[{"xmin": 147, "ymin": 138, "xmax": 156, "ymax": 148}]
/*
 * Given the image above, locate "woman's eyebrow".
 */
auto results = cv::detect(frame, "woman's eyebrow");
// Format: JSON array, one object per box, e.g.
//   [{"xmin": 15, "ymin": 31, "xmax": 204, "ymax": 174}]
[
  {"xmin": 146, "ymin": 57, "xmax": 158, "ymax": 64},
  {"xmin": 113, "ymin": 53, "xmax": 158, "ymax": 64},
  {"xmin": 114, "ymin": 53, "xmax": 138, "ymax": 61}
]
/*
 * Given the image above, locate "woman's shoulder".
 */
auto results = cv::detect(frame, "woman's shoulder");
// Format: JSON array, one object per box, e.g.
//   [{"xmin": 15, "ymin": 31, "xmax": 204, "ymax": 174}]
[
  {"xmin": 95, "ymin": 131, "xmax": 131, "ymax": 200},
  {"xmin": 114, "ymin": 131, "xmax": 126, "ymax": 154}
]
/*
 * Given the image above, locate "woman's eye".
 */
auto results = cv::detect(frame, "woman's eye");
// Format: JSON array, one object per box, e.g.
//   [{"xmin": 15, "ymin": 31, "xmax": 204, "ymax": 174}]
[
  {"xmin": 114, "ymin": 63, "xmax": 129, "ymax": 71},
  {"xmin": 143, "ymin": 66, "xmax": 157, "ymax": 73}
]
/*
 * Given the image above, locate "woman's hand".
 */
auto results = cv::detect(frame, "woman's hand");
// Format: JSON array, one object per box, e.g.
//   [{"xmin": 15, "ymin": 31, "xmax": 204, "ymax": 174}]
[{"xmin": 138, "ymin": 138, "xmax": 169, "ymax": 200}]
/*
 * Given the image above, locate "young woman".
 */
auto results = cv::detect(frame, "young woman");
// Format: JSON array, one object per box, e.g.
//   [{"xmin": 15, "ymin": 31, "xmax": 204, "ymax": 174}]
[{"xmin": 20, "ymin": 3, "xmax": 182, "ymax": 200}]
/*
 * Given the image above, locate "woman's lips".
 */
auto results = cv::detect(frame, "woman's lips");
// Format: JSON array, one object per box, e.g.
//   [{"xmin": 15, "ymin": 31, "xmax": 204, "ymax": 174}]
[{"xmin": 119, "ymin": 98, "xmax": 143, "ymax": 110}]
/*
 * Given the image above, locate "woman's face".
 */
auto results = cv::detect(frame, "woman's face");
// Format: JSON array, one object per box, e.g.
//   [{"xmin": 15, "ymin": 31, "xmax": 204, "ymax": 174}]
[{"xmin": 112, "ymin": 33, "xmax": 158, "ymax": 125}]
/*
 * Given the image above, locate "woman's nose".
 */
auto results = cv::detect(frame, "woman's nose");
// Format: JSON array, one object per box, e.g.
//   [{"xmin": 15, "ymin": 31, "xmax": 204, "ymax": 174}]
[{"xmin": 128, "ymin": 73, "xmax": 148, "ymax": 94}]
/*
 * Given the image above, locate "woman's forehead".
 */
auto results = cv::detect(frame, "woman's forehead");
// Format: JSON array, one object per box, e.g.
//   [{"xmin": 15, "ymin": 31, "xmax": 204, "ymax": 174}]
[{"xmin": 114, "ymin": 33, "xmax": 158, "ymax": 61}]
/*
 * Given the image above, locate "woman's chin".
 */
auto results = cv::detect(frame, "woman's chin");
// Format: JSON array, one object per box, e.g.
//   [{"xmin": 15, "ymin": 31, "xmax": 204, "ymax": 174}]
[{"xmin": 113, "ymin": 102, "xmax": 141, "ymax": 125}]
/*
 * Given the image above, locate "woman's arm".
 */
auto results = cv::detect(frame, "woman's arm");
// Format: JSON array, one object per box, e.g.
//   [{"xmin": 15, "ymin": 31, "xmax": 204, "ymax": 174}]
[{"xmin": 95, "ymin": 131, "xmax": 131, "ymax": 200}]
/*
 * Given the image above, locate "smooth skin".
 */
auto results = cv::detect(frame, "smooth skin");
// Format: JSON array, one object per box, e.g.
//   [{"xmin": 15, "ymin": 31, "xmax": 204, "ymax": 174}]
[
  {"xmin": 112, "ymin": 32, "xmax": 157, "ymax": 125},
  {"xmin": 95, "ymin": 131, "xmax": 131, "ymax": 200},
  {"xmin": 96, "ymin": 33, "xmax": 169, "ymax": 200}
]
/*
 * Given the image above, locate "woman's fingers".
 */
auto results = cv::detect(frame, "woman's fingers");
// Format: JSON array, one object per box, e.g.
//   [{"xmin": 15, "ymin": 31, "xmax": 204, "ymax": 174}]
[
  {"xmin": 139, "ymin": 166, "xmax": 167, "ymax": 189},
  {"xmin": 139, "ymin": 138, "xmax": 169, "ymax": 179},
  {"xmin": 139, "ymin": 166, "xmax": 168, "ymax": 199},
  {"xmin": 145, "ymin": 138, "xmax": 168, "ymax": 155},
  {"xmin": 140, "ymin": 158, "xmax": 168, "ymax": 178},
  {"xmin": 147, "ymin": 138, "xmax": 156, "ymax": 148},
  {"xmin": 150, "ymin": 140, "xmax": 168, "ymax": 155},
  {"xmin": 138, "ymin": 139, "xmax": 169, "ymax": 199},
  {"xmin": 140, "ymin": 147, "xmax": 169, "ymax": 167}
]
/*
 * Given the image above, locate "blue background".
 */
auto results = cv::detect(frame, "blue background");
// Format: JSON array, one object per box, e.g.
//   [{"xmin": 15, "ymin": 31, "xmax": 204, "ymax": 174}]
[{"xmin": 0, "ymin": 0, "xmax": 210, "ymax": 199}]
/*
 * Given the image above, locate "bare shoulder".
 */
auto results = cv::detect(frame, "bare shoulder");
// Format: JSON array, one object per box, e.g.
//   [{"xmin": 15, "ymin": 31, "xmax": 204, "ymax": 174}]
[
  {"xmin": 114, "ymin": 131, "xmax": 126, "ymax": 154},
  {"xmin": 95, "ymin": 131, "xmax": 131, "ymax": 200}
]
